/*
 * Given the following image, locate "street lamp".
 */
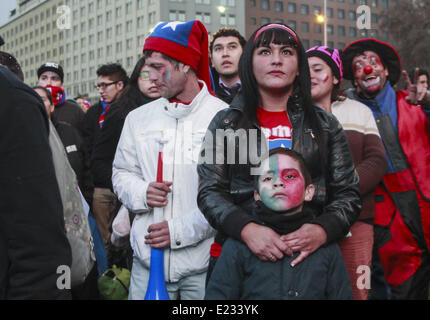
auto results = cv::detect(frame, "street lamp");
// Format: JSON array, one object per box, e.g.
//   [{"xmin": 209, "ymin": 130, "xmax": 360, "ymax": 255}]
[
  {"xmin": 217, "ymin": 6, "xmax": 226, "ymax": 14},
  {"xmin": 316, "ymin": 0, "xmax": 327, "ymax": 46}
]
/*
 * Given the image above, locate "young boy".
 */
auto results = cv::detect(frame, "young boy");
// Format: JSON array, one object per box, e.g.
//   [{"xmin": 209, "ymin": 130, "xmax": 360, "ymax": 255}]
[{"xmin": 204, "ymin": 148, "xmax": 353, "ymax": 300}]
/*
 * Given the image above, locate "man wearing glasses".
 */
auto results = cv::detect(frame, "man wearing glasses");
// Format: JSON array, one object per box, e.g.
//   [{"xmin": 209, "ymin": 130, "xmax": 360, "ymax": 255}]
[{"xmin": 81, "ymin": 63, "xmax": 128, "ymax": 247}]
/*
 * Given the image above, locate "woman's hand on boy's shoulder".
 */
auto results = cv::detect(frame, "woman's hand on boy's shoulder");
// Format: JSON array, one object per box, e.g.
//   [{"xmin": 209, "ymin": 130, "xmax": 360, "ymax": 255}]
[
  {"xmin": 280, "ymin": 223, "xmax": 327, "ymax": 267},
  {"xmin": 241, "ymin": 222, "xmax": 294, "ymax": 263}
]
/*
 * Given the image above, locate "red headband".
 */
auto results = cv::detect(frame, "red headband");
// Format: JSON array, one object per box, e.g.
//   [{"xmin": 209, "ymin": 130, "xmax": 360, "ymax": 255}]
[{"xmin": 254, "ymin": 24, "xmax": 299, "ymax": 48}]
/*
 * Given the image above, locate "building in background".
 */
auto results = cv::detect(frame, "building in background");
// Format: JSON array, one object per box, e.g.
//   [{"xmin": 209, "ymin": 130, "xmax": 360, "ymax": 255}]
[
  {"xmin": 245, "ymin": 0, "xmax": 390, "ymax": 49},
  {"xmin": 1, "ymin": 0, "xmax": 392, "ymax": 102},
  {"xmin": 0, "ymin": 0, "xmax": 64, "ymax": 84},
  {"xmin": 0, "ymin": 0, "xmax": 245, "ymax": 101}
]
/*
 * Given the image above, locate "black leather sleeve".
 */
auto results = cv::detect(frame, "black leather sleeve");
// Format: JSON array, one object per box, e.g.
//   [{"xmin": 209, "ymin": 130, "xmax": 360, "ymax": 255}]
[{"xmin": 197, "ymin": 109, "xmax": 258, "ymax": 241}]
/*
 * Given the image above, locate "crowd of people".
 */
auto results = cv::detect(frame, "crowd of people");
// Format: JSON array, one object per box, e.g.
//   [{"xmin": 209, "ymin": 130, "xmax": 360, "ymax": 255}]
[{"xmin": 0, "ymin": 20, "xmax": 429, "ymax": 300}]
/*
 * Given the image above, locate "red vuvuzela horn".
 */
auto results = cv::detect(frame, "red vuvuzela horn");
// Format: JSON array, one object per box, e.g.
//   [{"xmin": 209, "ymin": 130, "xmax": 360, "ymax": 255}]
[{"xmin": 144, "ymin": 140, "xmax": 170, "ymax": 300}]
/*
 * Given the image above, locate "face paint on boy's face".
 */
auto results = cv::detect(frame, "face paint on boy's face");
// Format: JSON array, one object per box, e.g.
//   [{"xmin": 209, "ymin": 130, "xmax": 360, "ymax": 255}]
[{"xmin": 258, "ymin": 154, "xmax": 306, "ymax": 212}]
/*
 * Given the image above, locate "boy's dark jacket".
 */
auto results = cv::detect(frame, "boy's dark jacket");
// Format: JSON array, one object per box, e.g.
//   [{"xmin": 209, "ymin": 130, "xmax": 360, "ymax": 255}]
[{"xmin": 205, "ymin": 203, "xmax": 353, "ymax": 300}]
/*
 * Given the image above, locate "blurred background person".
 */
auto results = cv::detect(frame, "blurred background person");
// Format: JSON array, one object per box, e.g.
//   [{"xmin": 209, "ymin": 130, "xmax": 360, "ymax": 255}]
[
  {"xmin": 75, "ymin": 95, "xmax": 92, "ymax": 113},
  {"xmin": 81, "ymin": 63, "xmax": 127, "ymax": 242}
]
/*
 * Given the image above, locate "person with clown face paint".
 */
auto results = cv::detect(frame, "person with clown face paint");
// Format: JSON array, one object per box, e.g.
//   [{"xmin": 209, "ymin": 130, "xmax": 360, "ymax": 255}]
[
  {"xmin": 306, "ymin": 46, "xmax": 387, "ymax": 300},
  {"xmin": 205, "ymin": 148, "xmax": 353, "ymax": 300},
  {"xmin": 342, "ymin": 39, "xmax": 430, "ymax": 300}
]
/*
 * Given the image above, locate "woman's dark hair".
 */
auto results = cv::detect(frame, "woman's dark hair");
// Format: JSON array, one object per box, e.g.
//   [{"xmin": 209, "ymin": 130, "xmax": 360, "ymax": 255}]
[
  {"xmin": 128, "ymin": 57, "xmax": 147, "ymax": 90},
  {"xmin": 239, "ymin": 23, "xmax": 326, "ymax": 167},
  {"xmin": 33, "ymin": 85, "xmax": 53, "ymax": 105}
]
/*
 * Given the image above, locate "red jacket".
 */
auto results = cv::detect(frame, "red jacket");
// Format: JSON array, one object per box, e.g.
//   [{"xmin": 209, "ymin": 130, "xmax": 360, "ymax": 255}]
[{"xmin": 374, "ymin": 90, "xmax": 430, "ymax": 287}]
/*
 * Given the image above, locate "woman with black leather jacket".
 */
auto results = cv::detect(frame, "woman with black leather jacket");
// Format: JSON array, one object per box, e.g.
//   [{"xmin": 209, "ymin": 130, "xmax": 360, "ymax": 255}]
[{"xmin": 197, "ymin": 23, "xmax": 361, "ymax": 282}]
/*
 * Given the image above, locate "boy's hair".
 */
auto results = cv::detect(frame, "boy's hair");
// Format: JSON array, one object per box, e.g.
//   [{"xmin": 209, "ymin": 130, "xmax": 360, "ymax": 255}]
[
  {"xmin": 210, "ymin": 28, "xmax": 246, "ymax": 53},
  {"xmin": 33, "ymin": 85, "xmax": 54, "ymax": 105},
  {"xmin": 96, "ymin": 63, "xmax": 128, "ymax": 85},
  {"xmin": 254, "ymin": 148, "xmax": 312, "ymax": 191}
]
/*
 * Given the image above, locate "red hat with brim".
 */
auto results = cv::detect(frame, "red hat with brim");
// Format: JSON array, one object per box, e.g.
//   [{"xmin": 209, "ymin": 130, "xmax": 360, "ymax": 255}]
[{"xmin": 342, "ymin": 38, "xmax": 401, "ymax": 85}]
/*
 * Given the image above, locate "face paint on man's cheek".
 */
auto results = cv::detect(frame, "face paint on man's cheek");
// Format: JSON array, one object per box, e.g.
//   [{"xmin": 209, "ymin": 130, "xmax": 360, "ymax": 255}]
[
  {"xmin": 370, "ymin": 55, "xmax": 383, "ymax": 68},
  {"xmin": 162, "ymin": 68, "xmax": 171, "ymax": 84}
]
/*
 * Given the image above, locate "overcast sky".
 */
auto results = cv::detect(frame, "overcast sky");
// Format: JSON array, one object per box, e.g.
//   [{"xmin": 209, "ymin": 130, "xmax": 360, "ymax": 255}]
[{"xmin": 0, "ymin": 0, "xmax": 16, "ymax": 27}]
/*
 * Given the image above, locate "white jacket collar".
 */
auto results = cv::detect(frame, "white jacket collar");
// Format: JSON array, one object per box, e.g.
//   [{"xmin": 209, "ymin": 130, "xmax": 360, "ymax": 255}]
[{"xmin": 162, "ymin": 80, "xmax": 209, "ymax": 119}]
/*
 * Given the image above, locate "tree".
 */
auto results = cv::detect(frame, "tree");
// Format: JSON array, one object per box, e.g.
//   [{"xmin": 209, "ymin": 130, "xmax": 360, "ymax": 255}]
[{"xmin": 381, "ymin": 0, "xmax": 430, "ymax": 74}]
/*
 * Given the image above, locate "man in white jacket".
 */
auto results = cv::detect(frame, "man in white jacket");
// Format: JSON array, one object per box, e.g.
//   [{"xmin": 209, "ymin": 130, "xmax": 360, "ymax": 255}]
[{"xmin": 112, "ymin": 20, "xmax": 228, "ymax": 300}]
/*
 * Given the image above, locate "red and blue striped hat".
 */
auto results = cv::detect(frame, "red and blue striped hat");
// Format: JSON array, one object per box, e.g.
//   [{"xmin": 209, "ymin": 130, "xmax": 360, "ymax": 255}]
[{"xmin": 143, "ymin": 20, "xmax": 214, "ymax": 94}]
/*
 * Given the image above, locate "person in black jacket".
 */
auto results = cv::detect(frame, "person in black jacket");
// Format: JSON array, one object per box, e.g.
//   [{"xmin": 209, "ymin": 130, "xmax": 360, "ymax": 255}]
[
  {"xmin": 91, "ymin": 58, "xmax": 160, "ymax": 247},
  {"xmin": 210, "ymin": 28, "xmax": 246, "ymax": 104},
  {"xmin": 0, "ymin": 65, "xmax": 72, "ymax": 299},
  {"xmin": 33, "ymin": 86, "xmax": 92, "ymax": 205},
  {"xmin": 37, "ymin": 62, "xmax": 85, "ymax": 130},
  {"xmin": 81, "ymin": 63, "xmax": 127, "ymax": 245},
  {"xmin": 205, "ymin": 148, "xmax": 352, "ymax": 299},
  {"xmin": 198, "ymin": 23, "xmax": 361, "ymax": 283}
]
